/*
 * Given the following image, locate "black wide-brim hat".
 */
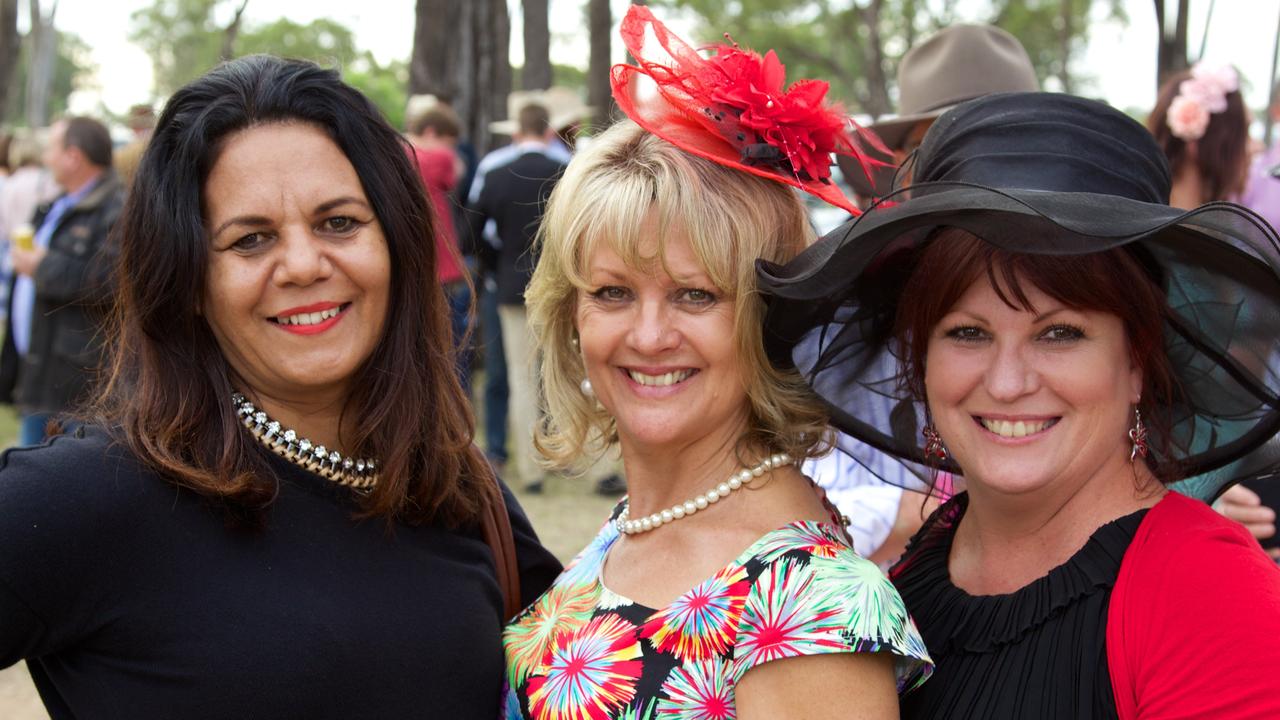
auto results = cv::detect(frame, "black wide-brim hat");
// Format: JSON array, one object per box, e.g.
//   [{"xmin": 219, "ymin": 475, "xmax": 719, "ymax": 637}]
[{"xmin": 758, "ymin": 92, "xmax": 1280, "ymax": 500}]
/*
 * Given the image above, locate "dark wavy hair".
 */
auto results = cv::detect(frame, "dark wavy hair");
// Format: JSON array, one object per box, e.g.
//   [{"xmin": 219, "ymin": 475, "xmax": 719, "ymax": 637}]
[
  {"xmin": 93, "ymin": 55, "xmax": 491, "ymax": 528},
  {"xmin": 1147, "ymin": 68, "xmax": 1250, "ymax": 203}
]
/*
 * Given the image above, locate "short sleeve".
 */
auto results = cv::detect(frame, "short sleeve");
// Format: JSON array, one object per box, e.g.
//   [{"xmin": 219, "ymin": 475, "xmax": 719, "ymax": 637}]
[
  {"xmin": 1108, "ymin": 497, "xmax": 1280, "ymax": 719},
  {"xmin": 731, "ymin": 530, "xmax": 933, "ymax": 694}
]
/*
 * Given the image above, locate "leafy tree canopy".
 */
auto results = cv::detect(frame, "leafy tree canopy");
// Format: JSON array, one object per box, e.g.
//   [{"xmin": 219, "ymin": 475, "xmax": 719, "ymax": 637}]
[{"xmin": 129, "ymin": 0, "xmax": 406, "ymax": 126}]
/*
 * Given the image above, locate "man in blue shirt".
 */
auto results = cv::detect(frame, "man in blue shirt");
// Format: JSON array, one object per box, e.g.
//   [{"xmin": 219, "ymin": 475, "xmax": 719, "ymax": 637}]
[{"xmin": 0, "ymin": 116, "xmax": 125, "ymax": 445}]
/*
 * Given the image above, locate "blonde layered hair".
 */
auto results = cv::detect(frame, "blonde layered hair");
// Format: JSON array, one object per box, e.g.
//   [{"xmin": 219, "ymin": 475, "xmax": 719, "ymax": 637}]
[{"xmin": 526, "ymin": 120, "xmax": 830, "ymax": 472}]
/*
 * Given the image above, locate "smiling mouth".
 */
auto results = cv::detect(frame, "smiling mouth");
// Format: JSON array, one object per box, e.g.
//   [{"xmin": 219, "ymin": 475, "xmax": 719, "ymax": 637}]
[
  {"xmin": 625, "ymin": 368, "xmax": 698, "ymax": 387},
  {"xmin": 271, "ymin": 303, "xmax": 351, "ymax": 327},
  {"xmin": 975, "ymin": 416, "xmax": 1060, "ymax": 439}
]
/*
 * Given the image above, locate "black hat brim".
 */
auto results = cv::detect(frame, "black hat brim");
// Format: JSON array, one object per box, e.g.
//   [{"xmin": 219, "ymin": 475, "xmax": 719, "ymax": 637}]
[{"xmin": 759, "ymin": 182, "xmax": 1280, "ymax": 498}]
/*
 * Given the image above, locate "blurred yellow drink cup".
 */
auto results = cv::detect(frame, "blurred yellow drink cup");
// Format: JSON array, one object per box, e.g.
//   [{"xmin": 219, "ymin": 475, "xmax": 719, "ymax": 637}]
[{"xmin": 11, "ymin": 224, "xmax": 34, "ymax": 251}]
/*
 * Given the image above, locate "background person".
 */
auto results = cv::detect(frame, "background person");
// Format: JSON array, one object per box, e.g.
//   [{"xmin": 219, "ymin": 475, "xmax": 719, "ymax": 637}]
[
  {"xmin": 468, "ymin": 102, "xmax": 567, "ymax": 495},
  {"xmin": 760, "ymin": 91, "xmax": 1280, "ymax": 718},
  {"xmin": 1148, "ymin": 62, "xmax": 1251, "ymax": 208},
  {"xmin": 0, "ymin": 116, "xmax": 124, "ymax": 446},
  {"xmin": 0, "ymin": 56, "xmax": 560, "ymax": 719},
  {"xmin": 504, "ymin": 9, "xmax": 932, "ymax": 719},
  {"xmin": 405, "ymin": 96, "xmax": 473, "ymax": 394}
]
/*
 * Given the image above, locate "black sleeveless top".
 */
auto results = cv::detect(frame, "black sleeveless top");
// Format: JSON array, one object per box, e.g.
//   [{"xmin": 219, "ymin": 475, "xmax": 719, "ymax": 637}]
[{"xmin": 890, "ymin": 493, "xmax": 1147, "ymax": 720}]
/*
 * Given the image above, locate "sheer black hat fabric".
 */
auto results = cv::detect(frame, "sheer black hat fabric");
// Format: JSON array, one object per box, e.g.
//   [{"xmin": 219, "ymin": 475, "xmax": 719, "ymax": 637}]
[{"xmin": 758, "ymin": 92, "xmax": 1280, "ymax": 499}]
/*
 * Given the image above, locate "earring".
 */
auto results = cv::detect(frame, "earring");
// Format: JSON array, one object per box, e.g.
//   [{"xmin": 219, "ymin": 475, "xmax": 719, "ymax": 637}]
[
  {"xmin": 1129, "ymin": 407, "xmax": 1148, "ymax": 462},
  {"xmin": 580, "ymin": 378, "xmax": 594, "ymax": 397},
  {"xmin": 922, "ymin": 424, "xmax": 948, "ymax": 461}
]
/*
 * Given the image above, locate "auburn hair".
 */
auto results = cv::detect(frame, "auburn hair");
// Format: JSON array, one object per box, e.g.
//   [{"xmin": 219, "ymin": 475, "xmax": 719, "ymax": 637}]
[{"xmin": 92, "ymin": 55, "xmax": 492, "ymax": 528}]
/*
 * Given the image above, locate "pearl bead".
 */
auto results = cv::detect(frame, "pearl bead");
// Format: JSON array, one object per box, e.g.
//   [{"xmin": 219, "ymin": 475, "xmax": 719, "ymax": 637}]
[{"xmin": 615, "ymin": 453, "xmax": 794, "ymax": 535}]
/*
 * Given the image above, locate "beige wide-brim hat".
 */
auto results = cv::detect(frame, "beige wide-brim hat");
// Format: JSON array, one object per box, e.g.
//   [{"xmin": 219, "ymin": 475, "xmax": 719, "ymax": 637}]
[
  {"xmin": 837, "ymin": 24, "xmax": 1038, "ymax": 197},
  {"xmin": 489, "ymin": 86, "xmax": 595, "ymax": 135}
]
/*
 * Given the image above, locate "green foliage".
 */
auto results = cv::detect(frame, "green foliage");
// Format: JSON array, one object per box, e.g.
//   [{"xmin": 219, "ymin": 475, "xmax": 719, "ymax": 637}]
[
  {"xmin": 236, "ymin": 17, "xmax": 357, "ymax": 66},
  {"xmin": 4, "ymin": 31, "xmax": 92, "ymax": 125},
  {"xmin": 651, "ymin": 0, "xmax": 1128, "ymax": 115},
  {"xmin": 128, "ymin": 0, "xmax": 408, "ymax": 126},
  {"xmin": 344, "ymin": 55, "xmax": 409, "ymax": 130},
  {"xmin": 128, "ymin": 0, "xmax": 226, "ymax": 97}
]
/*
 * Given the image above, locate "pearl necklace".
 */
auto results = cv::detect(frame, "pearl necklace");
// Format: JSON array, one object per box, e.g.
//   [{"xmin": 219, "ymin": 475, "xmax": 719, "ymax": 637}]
[
  {"xmin": 232, "ymin": 393, "xmax": 379, "ymax": 491},
  {"xmin": 614, "ymin": 453, "xmax": 794, "ymax": 535}
]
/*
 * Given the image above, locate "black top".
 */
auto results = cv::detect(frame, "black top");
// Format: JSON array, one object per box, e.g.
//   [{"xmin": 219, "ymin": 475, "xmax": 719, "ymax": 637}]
[
  {"xmin": 467, "ymin": 150, "xmax": 566, "ymax": 305},
  {"xmin": 0, "ymin": 426, "xmax": 562, "ymax": 719},
  {"xmin": 891, "ymin": 492, "xmax": 1146, "ymax": 720}
]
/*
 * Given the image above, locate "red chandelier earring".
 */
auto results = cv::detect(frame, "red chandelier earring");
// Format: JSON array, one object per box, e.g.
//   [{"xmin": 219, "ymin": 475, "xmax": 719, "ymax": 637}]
[
  {"xmin": 1128, "ymin": 407, "xmax": 1149, "ymax": 462},
  {"xmin": 922, "ymin": 424, "xmax": 948, "ymax": 461}
]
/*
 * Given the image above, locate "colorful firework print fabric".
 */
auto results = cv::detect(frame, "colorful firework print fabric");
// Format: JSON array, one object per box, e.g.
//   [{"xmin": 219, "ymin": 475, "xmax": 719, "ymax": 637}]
[{"xmin": 503, "ymin": 514, "xmax": 933, "ymax": 720}]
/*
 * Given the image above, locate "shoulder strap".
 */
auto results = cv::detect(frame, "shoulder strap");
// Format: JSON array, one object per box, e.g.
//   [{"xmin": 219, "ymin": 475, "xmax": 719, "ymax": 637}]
[{"xmin": 481, "ymin": 470, "xmax": 522, "ymax": 623}]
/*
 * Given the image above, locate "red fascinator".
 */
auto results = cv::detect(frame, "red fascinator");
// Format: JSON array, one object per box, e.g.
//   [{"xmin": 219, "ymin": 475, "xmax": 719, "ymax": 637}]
[{"xmin": 611, "ymin": 5, "xmax": 887, "ymax": 215}]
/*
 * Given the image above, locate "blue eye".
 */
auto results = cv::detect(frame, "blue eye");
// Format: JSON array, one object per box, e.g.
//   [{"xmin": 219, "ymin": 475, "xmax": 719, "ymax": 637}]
[
  {"xmin": 677, "ymin": 287, "xmax": 717, "ymax": 305},
  {"xmin": 589, "ymin": 286, "xmax": 630, "ymax": 302}
]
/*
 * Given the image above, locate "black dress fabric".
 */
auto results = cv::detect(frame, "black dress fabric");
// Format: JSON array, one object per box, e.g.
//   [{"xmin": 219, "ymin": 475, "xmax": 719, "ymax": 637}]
[
  {"xmin": 0, "ymin": 426, "xmax": 562, "ymax": 720},
  {"xmin": 891, "ymin": 492, "xmax": 1147, "ymax": 720}
]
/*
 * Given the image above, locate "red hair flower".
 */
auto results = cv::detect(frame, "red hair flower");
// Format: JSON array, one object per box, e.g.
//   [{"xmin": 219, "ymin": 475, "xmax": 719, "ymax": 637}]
[{"xmin": 611, "ymin": 5, "xmax": 888, "ymax": 215}]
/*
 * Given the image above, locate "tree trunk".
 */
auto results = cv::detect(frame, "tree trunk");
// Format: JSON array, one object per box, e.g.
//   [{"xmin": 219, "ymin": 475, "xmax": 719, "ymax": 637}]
[
  {"xmin": 25, "ymin": 0, "xmax": 56, "ymax": 128},
  {"xmin": 0, "ymin": 0, "xmax": 19, "ymax": 125},
  {"xmin": 220, "ymin": 0, "xmax": 249, "ymax": 62},
  {"xmin": 1155, "ymin": 0, "xmax": 1190, "ymax": 90},
  {"xmin": 410, "ymin": 0, "xmax": 464, "ymax": 101},
  {"xmin": 456, "ymin": 0, "xmax": 511, "ymax": 156},
  {"xmin": 587, "ymin": 0, "xmax": 611, "ymax": 130},
  {"xmin": 854, "ymin": 0, "xmax": 892, "ymax": 119},
  {"xmin": 1058, "ymin": 0, "xmax": 1074, "ymax": 94},
  {"xmin": 521, "ymin": 0, "xmax": 551, "ymax": 90}
]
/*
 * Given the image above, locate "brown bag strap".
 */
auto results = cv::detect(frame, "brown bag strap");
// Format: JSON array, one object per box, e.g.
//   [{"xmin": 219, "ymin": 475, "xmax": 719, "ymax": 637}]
[{"xmin": 480, "ymin": 471, "xmax": 522, "ymax": 623}]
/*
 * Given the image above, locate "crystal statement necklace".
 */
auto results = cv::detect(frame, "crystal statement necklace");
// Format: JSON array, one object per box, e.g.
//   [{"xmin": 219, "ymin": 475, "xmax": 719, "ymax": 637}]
[
  {"xmin": 615, "ymin": 452, "xmax": 794, "ymax": 535},
  {"xmin": 232, "ymin": 393, "xmax": 379, "ymax": 491}
]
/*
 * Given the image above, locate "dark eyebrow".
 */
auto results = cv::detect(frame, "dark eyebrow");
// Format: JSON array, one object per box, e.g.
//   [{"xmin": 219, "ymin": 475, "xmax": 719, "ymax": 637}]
[
  {"xmin": 210, "ymin": 197, "xmax": 371, "ymax": 239},
  {"xmin": 314, "ymin": 196, "xmax": 371, "ymax": 215},
  {"xmin": 210, "ymin": 215, "xmax": 271, "ymax": 240}
]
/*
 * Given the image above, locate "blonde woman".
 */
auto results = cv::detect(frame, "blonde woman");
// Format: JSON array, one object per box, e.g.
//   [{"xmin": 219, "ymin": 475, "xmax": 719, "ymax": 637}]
[{"xmin": 500, "ymin": 8, "xmax": 931, "ymax": 719}]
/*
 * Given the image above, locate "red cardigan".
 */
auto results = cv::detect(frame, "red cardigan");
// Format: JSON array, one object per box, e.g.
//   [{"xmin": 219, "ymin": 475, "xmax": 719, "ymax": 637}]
[{"xmin": 1108, "ymin": 491, "xmax": 1280, "ymax": 718}]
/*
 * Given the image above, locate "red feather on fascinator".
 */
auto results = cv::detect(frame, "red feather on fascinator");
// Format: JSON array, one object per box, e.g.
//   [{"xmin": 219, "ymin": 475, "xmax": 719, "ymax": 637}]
[{"xmin": 611, "ymin": 5, "xmax": 888, "ymax": 215}]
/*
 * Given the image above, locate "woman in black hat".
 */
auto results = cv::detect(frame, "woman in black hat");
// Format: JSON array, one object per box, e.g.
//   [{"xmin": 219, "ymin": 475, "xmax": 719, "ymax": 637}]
[{"xmin": 758, "ymin": 91, "xmax": 1280, "ymax": 719}]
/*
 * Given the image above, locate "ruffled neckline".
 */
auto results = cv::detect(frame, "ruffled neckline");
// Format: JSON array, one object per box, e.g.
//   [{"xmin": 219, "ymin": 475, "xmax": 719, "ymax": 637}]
[{"xmin": 891, "ymin": 492, "xmax": 1147, "ymax": 655}]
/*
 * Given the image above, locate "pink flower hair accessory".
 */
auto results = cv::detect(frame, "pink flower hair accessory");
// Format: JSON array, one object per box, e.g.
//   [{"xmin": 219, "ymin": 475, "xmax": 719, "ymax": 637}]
[{"xmin": 1167, "ymin": 62, "xmax": 1239, "ymax": 142}]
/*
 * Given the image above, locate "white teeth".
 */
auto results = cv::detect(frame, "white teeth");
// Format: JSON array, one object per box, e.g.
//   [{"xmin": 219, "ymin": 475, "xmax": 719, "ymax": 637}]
[
  {"xmin": 627, "ymin": 369, "xmax": 694, "ymax": 387},
  {"xmin": 981, "ymin": 418, "xmax": 1053, "ymax": 438},
  {"xmin": 277, "ymin": 306, "xmax": 341, "ymax": 326}
]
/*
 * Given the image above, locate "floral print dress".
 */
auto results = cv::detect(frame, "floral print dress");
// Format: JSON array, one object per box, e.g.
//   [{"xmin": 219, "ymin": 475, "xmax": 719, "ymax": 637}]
[{"xmin": 503, "ymin": 510, "xmax": 933, "ymax": 719}]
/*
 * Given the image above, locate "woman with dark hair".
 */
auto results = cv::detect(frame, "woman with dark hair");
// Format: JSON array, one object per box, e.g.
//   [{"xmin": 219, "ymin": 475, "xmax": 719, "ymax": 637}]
[
  {"xmin": 1147, "ymin": 62, "xmax": 1251, "ymax": 208},
  {"xmin": 0, "ymin": 55, "xmax": 560, "ymax": 718},
  {"xmin": 759, "ymin": 92, "xmax": 1280, "ymax": 718}
]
